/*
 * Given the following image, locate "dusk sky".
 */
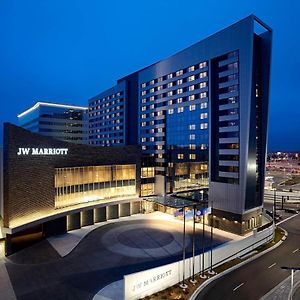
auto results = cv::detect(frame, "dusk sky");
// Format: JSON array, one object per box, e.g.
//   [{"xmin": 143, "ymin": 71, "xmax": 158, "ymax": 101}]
[{"xmin": 0, "ymin": 0, "xmax": 299, "ymax": 151}]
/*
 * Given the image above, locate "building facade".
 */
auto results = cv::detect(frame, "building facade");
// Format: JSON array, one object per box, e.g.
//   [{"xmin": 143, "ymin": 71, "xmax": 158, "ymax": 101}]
[
  {"xmin": 88, "ymin": 15, "xmax": 272, "ymax": 234},
  {"xmin": 1, "ymin": 123, "xmax": 141, "ymax": 255},
  {"xmin": 18, "ymin": 101, "xmax": 88, "ymax": 144}
]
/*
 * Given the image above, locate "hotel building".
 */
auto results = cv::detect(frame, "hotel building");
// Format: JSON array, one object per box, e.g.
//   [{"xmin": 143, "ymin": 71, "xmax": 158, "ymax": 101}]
[
  {"xmin": 88, "ymin": 15, "xmax": 272, "ymax": 234},
  {"xmin": 18, "ymin": 101, "xmax": 88, "ymax": 144}
]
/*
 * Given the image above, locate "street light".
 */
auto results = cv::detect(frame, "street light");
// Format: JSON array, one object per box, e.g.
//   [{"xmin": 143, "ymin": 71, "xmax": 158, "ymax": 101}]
[
  {"xmin": 200, "ymin": 190, "xmax": 207, "ymax": 279},
  {"xmin": 180, "ymin": 206, "xmax": 188, "ymax": 289},
  {"xmin": 281, "ymin": 266, "xmax": 300, "ymax": 299},
  {"xmin": 190, "ymin": 204, "xmax": 197, "ymax": 284},
  {"xmin": 208, "ymin": 198, "xmax": 215, "ymax": 275}
]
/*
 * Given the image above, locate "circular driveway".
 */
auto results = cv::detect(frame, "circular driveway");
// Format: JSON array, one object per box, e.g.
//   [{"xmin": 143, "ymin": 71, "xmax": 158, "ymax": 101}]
[{"xmin": 101, "ymin": 222, "xmax": 190, "ymax": 258}]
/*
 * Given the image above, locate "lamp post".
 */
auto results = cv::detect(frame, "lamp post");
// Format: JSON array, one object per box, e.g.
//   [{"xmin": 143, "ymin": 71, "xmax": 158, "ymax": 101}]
[
  {"xmin": 208, "ymin": 198, "xmax": 215, "ymax": 275},
  {"xmin": 200, "ymin": 190, "xmax": 207, "ymax": 279},
  {"xmin": 281, "ymin": 266, "xmax": 300, "ymax": 299},
  {"xmin": 180, "ymin": 206, "xmax": 188, "ymax": 289},
  {"xmin": 273, "ymin": 188, "xmax": 277, "ymax": 224},
  {"xmin": 190, "ymin": 204, "xmax": 197, "ymax": 284}
]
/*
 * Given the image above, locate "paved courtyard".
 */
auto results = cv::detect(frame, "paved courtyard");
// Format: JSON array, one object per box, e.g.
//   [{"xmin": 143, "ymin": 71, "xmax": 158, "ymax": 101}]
[{"xmin": 3, "ymin": 213, "xmax": 231, "ymax": 300}]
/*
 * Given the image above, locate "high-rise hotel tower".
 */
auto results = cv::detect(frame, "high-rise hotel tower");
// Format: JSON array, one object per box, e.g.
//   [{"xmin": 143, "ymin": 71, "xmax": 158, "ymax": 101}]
[{"xmin": 88, "ymin": 15, "xmax": 272, "ymax": 234}]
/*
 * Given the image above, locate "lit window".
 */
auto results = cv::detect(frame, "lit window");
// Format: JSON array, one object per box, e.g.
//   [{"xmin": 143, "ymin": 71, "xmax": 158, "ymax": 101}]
[
  {"xmin": 178, "ymin": 107, "xmax": 184, "ymax": 113},
  {"xmin": 188, "ymin": 75, "xmax": 195, "ymax": 82},
  {"xmin": 177, "ymin": 88, "xmax": 183, "ymax": 94},
  {"xmin": 168, "ymin": 82, "xmax": 173, "ymax": 88},
  {"xmin": 158, "ymin": 153, "xmax": 163, "ymax": 159},
  {"xmin": 142, "ymin": 106, "xmax": 146, "ymax": 111},
  {"xmin": 177, "ymin": 153, "xmax": 184, "ymax": 159},
  {"xmin": 168, "ymin": 109, "xmax": 174, "ymax": 115},
  {"xmin": 177, "ymin": 97, "xmax": 183, "ymax": 103},
  {"xmin": 150, "ymin": 88, "xmax": 155, "ymax": 93},
  {"xmin": 158, "ymin": 77, "xmax": 163, "ymax": 82},
  {"xmin": 200, "ymin": 72, "xmax": 207, "ymax": 78},
  {"xmin": 157, "ymin": 110, "xmax": 163, "ymax": 116},
  {"xmin": 200, "ymin": 123, "xmax": 208, "ymax": 129},
  {"xmin": 177, "ymin": 79, "xmax": 183, "ymax": 85},
  {"xmin": 168, "ymin": 73, "xmax": 173, "ymax": 79},
  {"xmin": 142, "ymin": 83, "xmax": 146, "ymax": 88},
  {"xmin": 142, "ymin": 91, "xmax": 146, "ymax": 96},
  {"xmin": 189, "ymin": 154, "xmax": 196, "ymax": 160},
  {"xmin": 142, "ymin": 145, "xmax": 146, "ymax": 150},
  {"xmin": 150, "ymin": 137, "xmax": 155, "ymax": 142},
  {"xmin": 142, "ymin": 137, "xmax": 146, "ymax": 142},
  {"xmin": 150, "ymin": 79, "xmax": 155, "ymax": 85},
  {"xmin": 200, "ymin": 92, "xmax": 207, "ymax": 99},
  {"xmin": 150, "ymin": 96, "xmax": 155, "ymax": 101},
  {"xmin": 189, "ymin": 144, "xmax": 196, "ymax": 150},
  {"xmin": 188, "ymin": 66, "xmax": 195, "ymax": 72},
  {"xmin": 200, "ymin": 82, "xmax": 207, "ymax": 89},
  {"xmin": 201, "ymin": 144, "xmax": 207, "ymax": 150},
  {"xmin": 199, "ymin": 62, "xmax": 207, "ymax": 69},
  {"xmin": 189, "ymin": 85, "xmax": 195, "ymax": 91},
  {"xmin": 189, "ymin": 105, "xmax": 196, "ymax": 111},
  {"xmin": 200, "ymin": 102, "xmax": 208, "ymax": 109},
  {"xmin": 189, "ymin": 124, "xmax": 196, "ymax": 130},
  {"xmin": 141, "ymin": 114, "xmax": 146, "ymax": 119},
  {"xmin": 158, "ymin": 127, "xmax": 163, "ymax": 133},
  {"xmin": 150, "ymin": 104, "xmax": 154, "ymax": 109},
  {"xmin": 189, "ymin": 95, "xmax": 195, "ymax": 101},
  {"xmin": 157, "ymin": 85, "xmax": 163, "ymax": 91},
  {"xmin": 176, "ymin": 70, "xmax": 183, "ymax": 76},
  {"xmin": 168, "ymin": 91, "xmax": 173, "ymax": 97},
  {"xmin": 189, "ymin": 134, "xmax": 195, "ymax": 140},
  {"xmin": 141, "ymin": 122, "xmax": 146, "ymax": 127},
  {"xmin": 157, "ymin": 145, "xmax": 163, "ymax": 150},
  {"xmin": 168, "ymin": 99, "xmax": 173, "ymax": 105},
  {"xmin": 200, "ymin": 112, "xmax": 208, "ymax": 119}
]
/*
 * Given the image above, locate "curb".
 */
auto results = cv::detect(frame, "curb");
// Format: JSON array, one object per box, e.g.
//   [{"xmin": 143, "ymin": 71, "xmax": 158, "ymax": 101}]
[{"xmin": 189, "ymin": 227, "xmax": 287, "ymax": 300}]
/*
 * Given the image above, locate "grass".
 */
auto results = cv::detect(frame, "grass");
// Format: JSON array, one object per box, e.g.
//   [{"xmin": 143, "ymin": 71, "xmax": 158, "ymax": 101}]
[{"xmin": 141, "ymin": 227, "xmax": 285, "ymax": 300}]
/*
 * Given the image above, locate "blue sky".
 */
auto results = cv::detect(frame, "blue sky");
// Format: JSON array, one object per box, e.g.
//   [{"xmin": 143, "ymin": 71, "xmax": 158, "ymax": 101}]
[{"xmin": 0, "ymin": 0, "xmax": 299, "ymax": 150}]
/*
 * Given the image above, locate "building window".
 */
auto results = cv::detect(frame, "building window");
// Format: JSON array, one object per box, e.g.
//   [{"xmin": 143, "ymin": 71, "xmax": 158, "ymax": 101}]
[
  {"xmin": 142, "ymin": 91, "xmax": 146, "ymax": 96},
  {"xmin": 200, "ymin": 102, "xmax": 208, "ymax": 109},
  {"xmin": 142, "ymin": 137, "xmax": 146, "ymax": 142},
  {"xmin": 176, "ymin": 70, "xmax": 183, "ymax": 76},
  {"xmin": 189, "ymin": 134, "xmax": 195, "ymax": 140},
  {"xmin": 200, "ymin": 92, "xmax": 207, "ymax": 98},
  {"xmin": 150, "ymin": 96, "xmax": 155, "ymax": 101},
  {"xmin": 177, "ymin": 88, "xmax": 183, "ymax": 94},
  {"xmin": 157, "ymin": 127, "xmax": 163, "ymax": 133},
  {"xmin": 157, "ymin": 145, "xmax": 163, "ymax": 150},
  {"xmin": 189, "ymin": 144, "xmax": 196, "ymax": 150},
  {"xmin": 200, "ymin": 72, "xmax": 207, "ymax": 78},
  {"xmin": 142, "ymin": 98, "xmax": 147, "ymax": 103},
  {"xmin": 157, "ymin": 110, "xmax": 163, "ymax": 116},
  {"xmin": 177, "ymin": 153, "xmax": 184, "ymax": 159},
  {"xmin": 142, "ymin": 106, "xmax": 146, "ymax": 111},
  {"xmin": 150, "ymin": 88, "xmax": 155, "ymax": 93},
  {"xmin": 141, "ymin": 114, "xmax": 146, "ymax": 119},
  {"xmin": 188, "ymin": 66, "xmax": 195, "ymax": 72},
  {"xmin": 168, "ymin": 99, "xmax": 173, "ymax": 105},
  {"xmin": 189, "ymin": 95, "xmax": 195, "ymax": 101},
  {"xmin": 188, "ymin": 75, "xmax": 195, "ymax": 82},
  {"xmin": 200, "ymin": 123, "xmax": 208, "ymax": 129},
  {"xmin": 168, "ymin": 82, "xmax": 173, "ymax": 88},
  {"xmin": 150, "ymin": 79, "xmax": 155, "ymax": 85},
  {"xmin": 141, "ymin": 122, "xmax": 146, "ymax": 127},
  {"xmin": 141, "ymin": 83, "xmax": 146, "ymax": 88},
  {"xmin": 168, "ymin": 91, "xmax": 173, "ymax": 97},
  {"xmin": 177, "ymin": 79, "xmax": 183, "ymax": 85},
  {"xmin": 150, "ymin": 137, "xmax": 155, "ymax": 142},
  {"xmin": 199, "ymin": 62, "xmax": 207, "ymax": 69},
  {"xmin": 200, "ymin": 82, "xmax": 207, "ymax": 89},
  {"xmin": 189, "ymin": 124, "xmax": 196, "ymax": 130},
  {"xmin": 168, "ymin": 73, "xmax": 173, "ymax": 79},
  {"xmin": 189, "ymin": 154, "xmax": 196, "ymax": 160},
  {"xmin": 189, "ymin": 105, "xmax": 196, "ymax": 111},
  {"xmin": 189, "ymin": 85, "xmax": 195, "ymax": 91},
  {"xmin": 177, "ymin": 97, "xmax": 183, "ymax": 104},
  {"xmin": 168, "ymin": 109, "xmax": 174, "ymax": 115},
  {"xmin": 178, "ymin": 107, "xmax": 184, "ymax": 113},
  {"xmin": 200, "ymin": 112, "xmax": 208, "ymax": 119},
  {"xmin": 201, "ymin": 144, "xmax": 207, "ymax": 149}
]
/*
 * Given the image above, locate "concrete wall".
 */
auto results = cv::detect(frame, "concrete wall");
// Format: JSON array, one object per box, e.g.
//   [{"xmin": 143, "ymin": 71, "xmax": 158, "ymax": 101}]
[{"xmin": 124, "ymin": 224, "xmax": 274, "ymax": 299}]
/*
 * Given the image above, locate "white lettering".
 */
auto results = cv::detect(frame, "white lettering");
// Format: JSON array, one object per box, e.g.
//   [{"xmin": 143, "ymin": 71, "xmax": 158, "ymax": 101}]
[{"xmin": 17, "ymin": 148, "xmax": 69, "ymax": 156}]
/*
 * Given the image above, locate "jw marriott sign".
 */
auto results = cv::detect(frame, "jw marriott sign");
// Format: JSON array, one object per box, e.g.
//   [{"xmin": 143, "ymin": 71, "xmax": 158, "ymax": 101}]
[{"xmin": 17, "ymin": 148, "xmax": 69, "ymax": 156}]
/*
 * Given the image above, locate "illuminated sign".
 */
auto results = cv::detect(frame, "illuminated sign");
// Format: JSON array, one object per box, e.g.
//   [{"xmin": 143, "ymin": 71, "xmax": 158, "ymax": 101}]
[{"xmin": 17, "ymin": 148, "xmax": 69, "ymax": 156}]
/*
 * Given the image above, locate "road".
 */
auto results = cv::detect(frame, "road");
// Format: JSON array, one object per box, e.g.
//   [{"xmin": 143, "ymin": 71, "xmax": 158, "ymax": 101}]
[{"xmin": 195, "ymin": 213, "xmax": 300, "ymax": 300}]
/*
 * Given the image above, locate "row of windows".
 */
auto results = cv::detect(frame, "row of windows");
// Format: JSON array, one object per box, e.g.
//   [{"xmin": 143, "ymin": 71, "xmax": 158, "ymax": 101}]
[
  {"xmin": 89, "ymin": 126, "xmax": 123, "ymax": 133},
  {"xmin": 89, "ymin": 92, "xmax": 123, "ymax": 107},
  {"xmin": 141, "ymin": 72, "xmax": 207, "ymax": 96},
  {"xmin": 89, "ymin": 98, "xmax": 123, "ymax": 111},
  {"xmin": 89, "ymin": 140, "xmax": 124, "ymax": 145},
  {"xmin": 177, "ymin": 150, "xmax": 207, "ymax": 160},
  {"xmin": 141, "ymin": 62, "xmax": 207, "ymax": 88}
]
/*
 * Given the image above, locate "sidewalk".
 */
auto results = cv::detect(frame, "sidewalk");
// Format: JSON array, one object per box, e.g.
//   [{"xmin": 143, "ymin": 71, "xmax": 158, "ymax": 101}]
[{"xmin": 260, "ymin": 270, "xmax": 300, "ymax": 300}]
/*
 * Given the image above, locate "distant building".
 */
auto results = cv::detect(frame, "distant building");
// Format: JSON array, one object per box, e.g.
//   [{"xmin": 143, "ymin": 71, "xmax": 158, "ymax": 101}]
[
  {"xmin": 18, "ymin": 101, "xmax": 88, "ymax": 144},
  {"xmin": 88, "ymin": 15, "xmax": 272, "ymax": 234}
]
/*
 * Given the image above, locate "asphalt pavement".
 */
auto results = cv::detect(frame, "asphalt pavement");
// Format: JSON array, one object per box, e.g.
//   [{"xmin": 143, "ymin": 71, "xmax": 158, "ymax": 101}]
[{"xmin": 195, "ymin": 213, "xmax": 300, "ymax": 300}]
